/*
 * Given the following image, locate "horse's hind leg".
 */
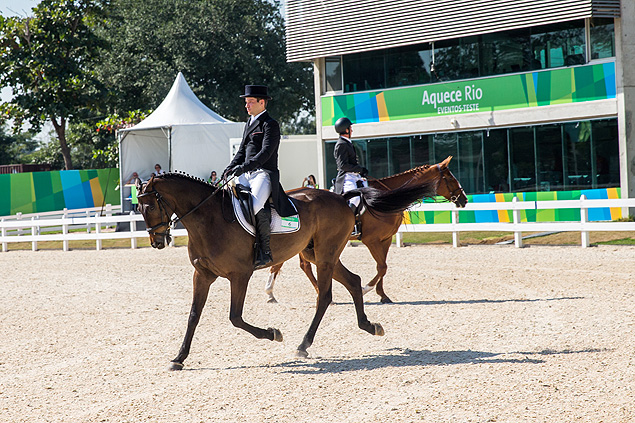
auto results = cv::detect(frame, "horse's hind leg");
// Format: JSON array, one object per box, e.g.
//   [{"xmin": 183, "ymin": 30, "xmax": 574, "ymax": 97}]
[
  {"xmin": 170, "ymin": 269, "xmax": 216, "ymax": 371},
  {"xmin": 331, "ymin": 259, "xmax": 384, "ymax": 336},
  {"xmin": 230, "ymin": 272, "xmax": 283, "ymax": 342},
  {"xmin": 265, "ymin": 263, "xmax": 283, "ymax": 303},
  {"xmin": 296, "ymin": 262, "xmax": 334, "ymax": 358},
  {"xmin": 364, "ymin": 237, "xmax": 393, "ymax": 303}
]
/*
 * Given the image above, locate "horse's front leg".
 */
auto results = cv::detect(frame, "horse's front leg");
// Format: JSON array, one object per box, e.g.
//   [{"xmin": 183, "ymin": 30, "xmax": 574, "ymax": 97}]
[
  {"xmin": 230, "ymin": 272, "xmax": 283, "ymax": 342},
  {"xmin": 170, "ymin": 269, "xmax": 216, "ymax": 371}
]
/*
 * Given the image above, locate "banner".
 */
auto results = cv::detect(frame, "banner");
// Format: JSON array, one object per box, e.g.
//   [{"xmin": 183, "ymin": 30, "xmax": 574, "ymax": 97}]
[{"xmin": 322, "ymin": 62, "xmax": 616, "ymax": 126}]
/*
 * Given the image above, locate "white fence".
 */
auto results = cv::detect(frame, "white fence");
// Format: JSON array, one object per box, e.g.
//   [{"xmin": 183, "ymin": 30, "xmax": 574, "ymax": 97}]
[
  {"xmin": 0, "ymin": 205, "xmax": 186, "ymax": 252},
  {"xmin": 1, "ymin": 197, "xmax": 634, "ymax": 251},
  {"xmin": 396, "ymin": 196, "xmax": 635, "ymax": 248}
]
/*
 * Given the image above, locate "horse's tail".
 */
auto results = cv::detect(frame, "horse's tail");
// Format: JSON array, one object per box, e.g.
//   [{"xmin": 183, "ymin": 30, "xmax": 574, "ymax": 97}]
[{"xmin": 343, "ymin": 180, "xmax": 438, "ymax": 215}]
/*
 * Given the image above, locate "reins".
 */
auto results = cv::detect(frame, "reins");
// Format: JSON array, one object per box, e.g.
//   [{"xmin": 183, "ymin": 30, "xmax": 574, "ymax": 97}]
[{"xmin": 137, "ymin": 174, "xmax": 237, "ymax": 237}]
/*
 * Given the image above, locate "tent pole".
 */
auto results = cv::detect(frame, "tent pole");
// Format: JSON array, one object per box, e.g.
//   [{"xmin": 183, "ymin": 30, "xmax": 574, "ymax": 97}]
[
  {"xmin": 117, "ymin": 130, "xmax": 125, "ymax": 212},
  {"xmin": 168, "ymin": 126, "xmax": 172, "ymax": 172}
]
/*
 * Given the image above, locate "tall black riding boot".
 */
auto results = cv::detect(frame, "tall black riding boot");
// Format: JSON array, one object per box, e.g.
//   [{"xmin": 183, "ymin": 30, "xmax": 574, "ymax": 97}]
[
  {"xmin": 348, "ymin": 202, "xmax": 362, "ymax": 238},
  {"xmin": 254, "ymin": 206, "xmax": 273, "ymax": 270}
]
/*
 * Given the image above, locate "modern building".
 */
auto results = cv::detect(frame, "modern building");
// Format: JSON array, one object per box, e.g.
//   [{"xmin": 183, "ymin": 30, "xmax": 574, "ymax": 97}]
[{"xmin": 286, "ymin": 0, "xmax": 634, "ymax": 210}]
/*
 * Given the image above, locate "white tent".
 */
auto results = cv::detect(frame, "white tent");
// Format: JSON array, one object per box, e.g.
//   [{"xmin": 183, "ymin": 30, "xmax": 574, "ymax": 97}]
[{"xmin": 117, "ymin": 72, "xmax": 244, "ymax": 204}]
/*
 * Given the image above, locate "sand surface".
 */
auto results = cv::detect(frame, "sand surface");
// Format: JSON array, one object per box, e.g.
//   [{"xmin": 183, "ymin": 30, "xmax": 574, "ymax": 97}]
[{"xmin": 1, "ymin": 243, "xmax": 634, "ymax": 422}]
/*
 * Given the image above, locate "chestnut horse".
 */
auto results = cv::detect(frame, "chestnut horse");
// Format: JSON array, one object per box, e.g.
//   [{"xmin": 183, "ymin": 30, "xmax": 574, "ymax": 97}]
[
  {"xmin": 265, "ymin": 156, "xmax": 468, "ymax": 304},
  {"xmin": 135, "ymin": 172, "xmax": 438, "ymax": 369}
]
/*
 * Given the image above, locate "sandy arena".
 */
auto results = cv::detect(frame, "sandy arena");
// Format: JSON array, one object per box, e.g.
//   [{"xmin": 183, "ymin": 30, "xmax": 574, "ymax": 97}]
[{"xmin": 1, "ymin": 243, "xmax": 634, "ymax": 422}]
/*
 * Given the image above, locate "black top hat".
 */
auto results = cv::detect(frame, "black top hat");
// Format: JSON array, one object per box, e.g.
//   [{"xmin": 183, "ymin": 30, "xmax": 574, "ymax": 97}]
[{"xmin": 240, "ymin": 85, "xmax": 272, "ymax": 100}]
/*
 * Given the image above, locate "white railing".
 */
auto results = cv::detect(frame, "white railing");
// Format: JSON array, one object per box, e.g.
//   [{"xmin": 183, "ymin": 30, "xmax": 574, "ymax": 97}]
[
  {"xmin": 0, "ymin": 204, "xmax": 122, "ymax": 236},
  {"xmin": 0, "ymin": 209, "xmax": 187, "ymax": 252},
  {"xmin": 2, "ymin": 197, "xmax": 634, "ymax": 251},
  {"xmin": 396, "ymin": 196, "xmax": 635, "ymax": 248}
]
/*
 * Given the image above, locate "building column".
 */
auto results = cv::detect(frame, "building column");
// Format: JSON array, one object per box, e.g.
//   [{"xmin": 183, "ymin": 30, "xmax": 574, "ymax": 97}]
[
  {"xmin": 615, "ymin": 2, "xmax": 635, "ymax": 210},
  {"xmin": 313, "ymin": 58, "xmax": 326, "ymax": 189}
]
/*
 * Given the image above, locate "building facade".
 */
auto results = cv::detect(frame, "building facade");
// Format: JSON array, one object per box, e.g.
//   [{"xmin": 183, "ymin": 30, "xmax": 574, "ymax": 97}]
[{"xmin": 286, "ymin": 0, "xmax": 634, "ymax": 209}]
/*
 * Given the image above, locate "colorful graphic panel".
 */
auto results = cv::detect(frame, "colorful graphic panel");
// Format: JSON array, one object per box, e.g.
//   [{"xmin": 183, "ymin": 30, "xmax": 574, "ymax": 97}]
[
  {"xmin": 0, "ymin": 169, "xmax": 120, "ymax": 216},
  {"xmin": 403, "ymin": 188, "xmax": 622, "ymax": 224},
  {"xmin": 323, "ymin": 62, "xmax": 616, "ymax": 125}
]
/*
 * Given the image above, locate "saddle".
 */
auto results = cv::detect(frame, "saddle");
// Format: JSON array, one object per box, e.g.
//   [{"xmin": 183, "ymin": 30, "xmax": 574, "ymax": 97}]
[{"xmin": 228, "ymin": 184, "xmax": 301, "ymax": 237}]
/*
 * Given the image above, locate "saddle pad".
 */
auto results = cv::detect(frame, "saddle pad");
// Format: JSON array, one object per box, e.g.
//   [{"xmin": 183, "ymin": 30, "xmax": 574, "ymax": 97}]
[{"xmin": 231, "ymin": 195, "xmax": 300, "ymax": 236}]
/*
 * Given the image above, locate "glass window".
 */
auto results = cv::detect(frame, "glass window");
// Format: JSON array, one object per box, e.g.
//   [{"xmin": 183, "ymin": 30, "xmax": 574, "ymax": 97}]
[
  {"xmin": 325, "ymin": 56, "xmax": 342, "ymax": 92},
  {"xmin": 433, "ymin": 133, "xmax": 458, "ymax": 168},
  {"xmin": 388, "ymin": 137, "xmax": 412, "ymax": 174},
  {"xmin": 343, "ymin": 51, "xmax": 384, "ymax": 92},
  {"xmin": 590, "ymin": 18, "xmax": 615, "ymax": 60},
  {"xmin": 483, "ymin": 129, "xmax": 509, "ymax": 192},
  {"xmin": 366, "ymin": 139, "xmax": 388, "ymax": 176},
  {"xmin": 457, "ymin": 131, "xmax": 484, "ymax": 193},
  {"xmin": 535, "ymin": 124, "xmax": 564, "ymax": 191},
  {"xmin": 531, "ymin": 21, "xmax": 586, "ymax": 68},
  {"xmin": 324, "ymin": 141, "xmax": 337, "ymax": 189},
  {"xmin": 386, "ymin": 45, "xmax": 432, "ymax": 87},
  {"xmin": 411, "ymin": 134, "xmax": 432, "ymax": 167},
  {"xmin": 482, "ymin": 28, "xmax": 531, "ymax": 76},
  {"xmin": 592, "ymin": 119, "xmax": 619, "ymax": 188},
  {"xmin": 509, "ymin": 127, "xmax": 536, "ymax": 192},
  {"xmin": 563, "ymin": 122, "xmax": 592, "ymax": 189}
]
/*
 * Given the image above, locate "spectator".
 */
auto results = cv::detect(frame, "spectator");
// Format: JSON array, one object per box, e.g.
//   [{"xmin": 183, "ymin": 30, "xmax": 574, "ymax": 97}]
[
  {"xmin": 207, "ymin": 170, "xmax": 218, "ymax": 186},
  {"xmin": 302, "ymin": 174, "xmax": 317, "ymax": 188},
  {"xmin": 153, "ymin": 164, "xmax": 165, "ymax": 176}
]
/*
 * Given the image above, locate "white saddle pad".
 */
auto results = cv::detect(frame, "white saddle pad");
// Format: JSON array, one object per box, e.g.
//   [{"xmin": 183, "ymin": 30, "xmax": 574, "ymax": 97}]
[{"xmin": 231, "ymin": 195, "xmax": 300, "ymax": 236}]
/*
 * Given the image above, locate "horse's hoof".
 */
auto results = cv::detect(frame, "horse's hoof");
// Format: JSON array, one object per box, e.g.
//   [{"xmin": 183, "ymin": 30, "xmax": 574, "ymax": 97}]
[
  {"xmin": 267, "ymin": 297, "xmax": 278, "ymax": 304},
  {"xmin": 362, "ymin": 285, "xmax": 375, "ymax": 295},
  {"xmin": 269, "ymin": 327, "xmax": 283, "ymax": 342},
  {"xmin": 380, "ymin": 296, "xmax": 393, "ymax": 304},
  {"xmin": 296, "ymin": 349, "xmax": 309, "ymax": 358},
  {"xmin": 373, "ymin": 323, "xmax": 385, "ymax": 336},
  {"xmin": 167, "ymin": 361, "xmax": 184, "ymax": 371}
]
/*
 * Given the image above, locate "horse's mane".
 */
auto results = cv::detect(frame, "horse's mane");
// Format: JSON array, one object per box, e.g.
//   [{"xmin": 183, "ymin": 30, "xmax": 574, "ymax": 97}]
[
  {"xmin": 377, "ymin": 164, "xmax": 432, "ymax": 181},
  {"xmin": 154, "ymin": 171, "xmax": 216, "ymax": 190}
]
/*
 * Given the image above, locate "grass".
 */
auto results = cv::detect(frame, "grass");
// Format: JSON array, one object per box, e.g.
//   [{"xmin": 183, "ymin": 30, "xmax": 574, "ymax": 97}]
[{"xmin": 397, "ymin": 231, "xmax": 635, "ymax": 246}]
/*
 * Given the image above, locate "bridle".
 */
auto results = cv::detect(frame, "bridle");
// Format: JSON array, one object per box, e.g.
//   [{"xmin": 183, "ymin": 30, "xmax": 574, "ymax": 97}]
[
  {"xmin": 437, "ymin": 164, "xmax": 465, "ymax": 204},
  {"xmin": 137, "ymin": 187, "xmax": 176, "ymax": 243}
]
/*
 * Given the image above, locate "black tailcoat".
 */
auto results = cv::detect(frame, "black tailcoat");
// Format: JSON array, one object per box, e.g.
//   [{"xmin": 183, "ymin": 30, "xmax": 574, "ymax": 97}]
[
  {"xmin": 333, "ymin": 136, "xmax": 364, "ymax": 194},
  {"xmin": 228, "ymin": 111, "xmax": 295, "ymax": 217}
]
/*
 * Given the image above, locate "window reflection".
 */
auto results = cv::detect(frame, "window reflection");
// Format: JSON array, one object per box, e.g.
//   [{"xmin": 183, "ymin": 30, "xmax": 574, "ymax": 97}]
[
  {"xmin": 341, "ymin": 19, "xmax": 608, "ymax": 93},
  {"xmin": 324, "ymin": 119, "xmax": 619, "ymax": 194}
]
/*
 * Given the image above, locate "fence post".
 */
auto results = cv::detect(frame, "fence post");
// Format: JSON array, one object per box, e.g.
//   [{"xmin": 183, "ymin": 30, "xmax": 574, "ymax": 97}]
[
  {"xmin": 580, "ymin": 195, "xmax": 590, "ymax": 248},
  {"xmin": 31, "ymin": 216, "xmax": 38, "ymax": 252},
  {"xmin": 105, "ymin": 204, "xmax": 112, "ymax": 229},
  {"xmin": 452, "ymin": 209, "xmax": 460, "ymax": 248},
  {"xmin": 63, "ymin": 213, "xmax": 69, "ymax": 252},
  {"xmin": 16, "ymin": 212, "xmax": 22, "ymax": 236},
  {"xmin": 95, "ymin": 213, "xmax": 102, "ymax": 251},
  {"xmin": 513, "ymin": 197, "xmax": 524, "ymax": 248},
  {"xmin": 86, "ymin": 210, "xmax": 91, "ymax": 233},
  {"xmin": 1, "ymin": 218, "xmax": 6, "ymax": 252},
  {"xmin": 130, "ymin": 211, "xmax": 137, "ymax": 249},
  {"xmin": 395, "ymin": 231, "xmax": 403, "ymax": 248}
]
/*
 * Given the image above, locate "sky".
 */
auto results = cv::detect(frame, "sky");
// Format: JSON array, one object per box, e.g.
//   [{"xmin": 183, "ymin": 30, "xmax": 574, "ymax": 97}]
[{"xmin": 0, "ymin": 0, "xmax": 39, "ymax": 17}]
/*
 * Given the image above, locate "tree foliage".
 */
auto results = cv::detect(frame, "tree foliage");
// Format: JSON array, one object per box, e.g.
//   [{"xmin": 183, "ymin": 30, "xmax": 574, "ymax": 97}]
[
  {"xmin": 95, "ymin": 0, "xmax": 314, "ymax": 129},
  {"xmin": 0, "ymin": 0, "xmax": 108, "ymax": 170}
]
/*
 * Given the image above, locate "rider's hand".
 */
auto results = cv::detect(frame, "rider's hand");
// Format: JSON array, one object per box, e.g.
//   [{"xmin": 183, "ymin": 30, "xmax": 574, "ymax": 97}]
[
  {"xmin": 360, "ymin": 167, "xmax": 369, "ymax": 177},
  {"xmin": 231, "ymin": 165, "xmax": 245, "ymax": 177},
  {"xmin": 222, "ymin": 166, "xmax": 233, "ymax": 179}
]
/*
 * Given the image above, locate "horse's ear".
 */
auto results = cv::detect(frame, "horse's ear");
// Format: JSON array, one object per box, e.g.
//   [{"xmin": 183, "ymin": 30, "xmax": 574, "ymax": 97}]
[{"xmin": 441, "ymin": 156, "xmax": 453, "ymax": 167}]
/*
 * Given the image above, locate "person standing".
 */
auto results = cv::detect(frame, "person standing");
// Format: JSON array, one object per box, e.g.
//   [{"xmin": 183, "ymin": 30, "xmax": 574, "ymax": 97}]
[
  {"xmin": 223, "ymin": 85, "xmax": 295, "ymax": 269},
  {"xmin": 333, "ymin": 117, "xmax": 368, "ymax": 236}
]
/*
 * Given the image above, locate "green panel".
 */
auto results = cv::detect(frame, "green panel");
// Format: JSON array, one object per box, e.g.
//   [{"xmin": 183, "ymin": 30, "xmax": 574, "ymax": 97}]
[
  {"xmin": 10, "ymin": 173, "xmax": 34, "ymax": 214},
  {"xmin": 0, "ymin": 174, "xmax": 10, "ymax": 215}
]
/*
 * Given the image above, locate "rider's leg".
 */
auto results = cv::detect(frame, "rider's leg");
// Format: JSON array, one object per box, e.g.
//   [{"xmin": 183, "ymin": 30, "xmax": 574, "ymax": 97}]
[{"xmin": 249, "ymin": 170, "xmax": 273, "ymax": 269}]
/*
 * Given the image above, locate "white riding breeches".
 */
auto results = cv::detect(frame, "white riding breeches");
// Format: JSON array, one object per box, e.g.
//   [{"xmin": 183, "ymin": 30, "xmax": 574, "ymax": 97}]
[
  {"xmin": 237, "ymin": 169, "xmax": 272, "ymax": 214},
  {"xmin": 343, "ymin": 172, "xmax": 368, "ymax": 208}
]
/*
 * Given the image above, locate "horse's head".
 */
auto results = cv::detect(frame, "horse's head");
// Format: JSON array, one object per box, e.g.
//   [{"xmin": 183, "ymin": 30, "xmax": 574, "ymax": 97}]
[
  {"xmin": 136, "ymin": 176, "xmax": 173, "ymax": 249},
  {"xmin": 436, "ymin": 156, "xmax": 468, "ymax": 208}
]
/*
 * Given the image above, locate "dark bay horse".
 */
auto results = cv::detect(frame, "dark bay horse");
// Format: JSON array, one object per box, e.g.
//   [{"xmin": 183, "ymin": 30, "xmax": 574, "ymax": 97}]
[
  {"xmin": 265, "ymin": 156, "xmax": 468, "ymax": 304},
  {"xmin": 136, "ymin": 172, "xmax": 438, "ymax": 369}
]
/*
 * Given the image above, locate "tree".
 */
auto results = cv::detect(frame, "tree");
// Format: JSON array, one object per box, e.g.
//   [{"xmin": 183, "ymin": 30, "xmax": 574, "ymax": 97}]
[
  {"xmin": 95, "ymin": 0, "xmax": 314, "ymax": 132},
  {"xmin": 0, "ymin": 124, "xmax": 38, "ymax": 165},
  {"xmin": 0, "ymin": 0, "xmax": 108, "ymax": 170}
]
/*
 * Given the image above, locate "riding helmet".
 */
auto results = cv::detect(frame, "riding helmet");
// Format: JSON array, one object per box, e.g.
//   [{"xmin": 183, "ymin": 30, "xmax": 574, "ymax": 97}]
[{"xmin": 334, "ymin": 117, "xmax": 352, "ymax": 134}]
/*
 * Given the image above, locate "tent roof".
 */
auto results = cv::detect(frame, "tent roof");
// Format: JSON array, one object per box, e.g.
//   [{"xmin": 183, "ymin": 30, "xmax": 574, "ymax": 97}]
[{"xmin": 121, "ymin": 72, "xmax": 232, "ymax": 132}]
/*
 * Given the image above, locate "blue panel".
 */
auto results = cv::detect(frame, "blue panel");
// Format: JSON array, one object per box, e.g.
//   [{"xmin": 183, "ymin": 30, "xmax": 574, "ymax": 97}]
[
  {"xmin": 60, "ymin": 170, "xmax": 88, "ymax": 210},
  {"xmin": 603, "ymin": 62, "xmax": 616, "ymax": 98},
  {"xmin": 471, "ymin": 193, "xmax": 498, "ymax": 223},
  {"xmin": 353, "ymin": 93, "xmax": 378, "ymax": 123}
]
